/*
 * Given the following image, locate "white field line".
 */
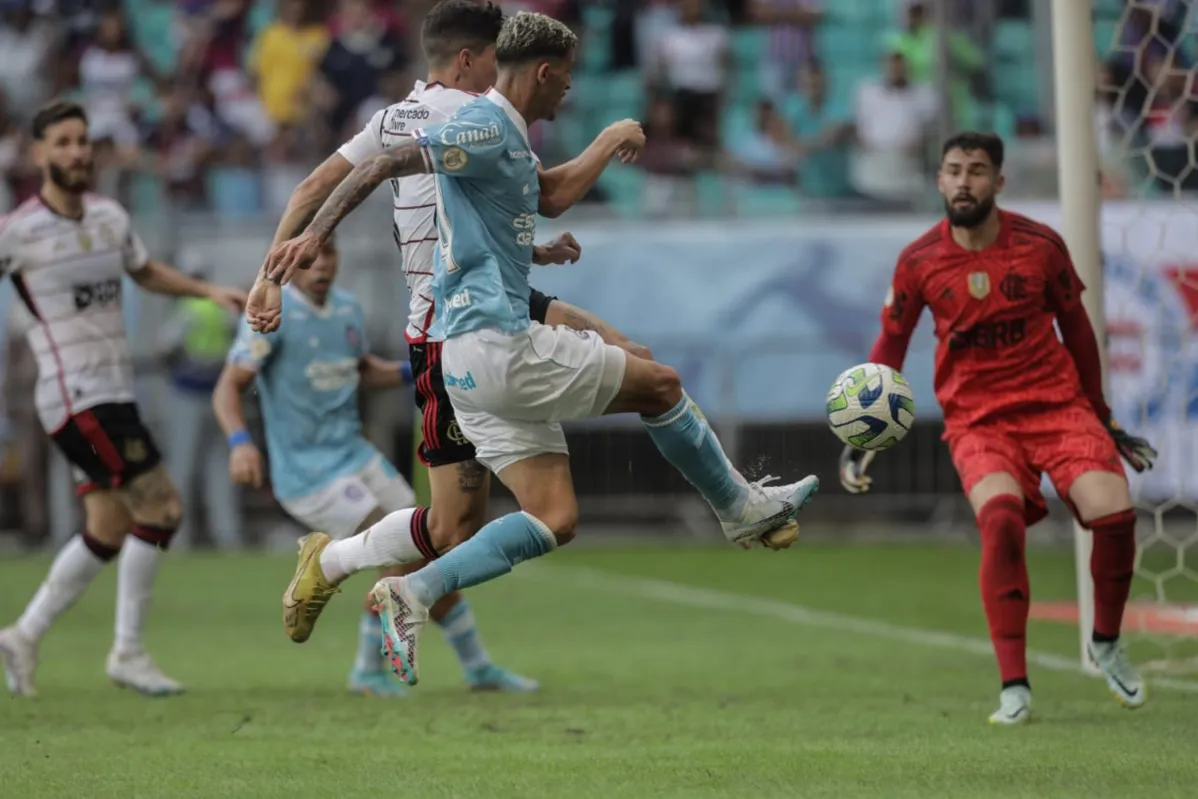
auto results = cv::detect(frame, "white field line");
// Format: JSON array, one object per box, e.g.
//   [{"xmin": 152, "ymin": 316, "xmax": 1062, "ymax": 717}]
[{"xmin": 520, "ymin": 565, "xmax": 1198, "ymax": 695}]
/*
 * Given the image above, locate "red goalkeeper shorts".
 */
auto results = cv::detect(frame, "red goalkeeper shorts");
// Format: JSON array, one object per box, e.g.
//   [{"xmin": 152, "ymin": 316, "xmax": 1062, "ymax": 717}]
[{"xmin": 945, "ymin": 400, "xmax": 1126, "ymax": 526}]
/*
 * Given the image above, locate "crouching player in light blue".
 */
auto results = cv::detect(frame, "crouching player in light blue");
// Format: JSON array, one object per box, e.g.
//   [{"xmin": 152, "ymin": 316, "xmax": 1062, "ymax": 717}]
[{"xmin": 213, "ymin": 235, "xmax": 536, "ymax": 695}]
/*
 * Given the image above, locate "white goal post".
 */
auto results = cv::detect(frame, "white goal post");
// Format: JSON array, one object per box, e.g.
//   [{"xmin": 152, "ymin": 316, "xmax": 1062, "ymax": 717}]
[{"xmin": 1050, "ymin": 0, "xmax": 1103, "ymax": 676}]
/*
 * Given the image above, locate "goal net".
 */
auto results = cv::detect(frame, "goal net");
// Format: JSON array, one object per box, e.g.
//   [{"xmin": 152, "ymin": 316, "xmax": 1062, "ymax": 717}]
[{"xmin": 1078, "ymin": 0, "xmax": 1198, "ymax": 673}]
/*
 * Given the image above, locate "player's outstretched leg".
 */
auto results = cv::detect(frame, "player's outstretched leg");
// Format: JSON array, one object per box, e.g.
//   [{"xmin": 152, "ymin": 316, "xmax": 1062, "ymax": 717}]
[
  {"xmin": 0, "ymin": 531, "xmax": 120, "ymax": 697},
  {"xmin": 283, "ymin": 507, "xmax": 436, "ymax": 643},
  {"xmin": 1086, "ymin": 508, "xmax": 1145, "ymax": 708},
  {"xmin": 611, "ymin": 357, "xmax": 818, "ymax": 548},
  {"xmin": 373, "ymin": 507, "xmax": 560, "ymax": 686},
  {"xmin": 976, "ymin": 493, "xmax": 1033, "ymax": 725}
]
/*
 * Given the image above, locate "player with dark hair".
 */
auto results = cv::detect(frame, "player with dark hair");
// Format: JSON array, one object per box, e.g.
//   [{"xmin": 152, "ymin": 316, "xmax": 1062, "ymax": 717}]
[
  {"xmin": 244, "ymin": 1, "xmax": 647, "ymax": 664},
  {"xmin": 0, "ymin": 100, "xmax": 246, "ymax": 696},
  {"xmin": 258, "ymin": 11, "xmax": 818, "ymax": 689},
  {"xmin": 840, "ymin": 131, "xmax": 1157, "ymax": 724}
]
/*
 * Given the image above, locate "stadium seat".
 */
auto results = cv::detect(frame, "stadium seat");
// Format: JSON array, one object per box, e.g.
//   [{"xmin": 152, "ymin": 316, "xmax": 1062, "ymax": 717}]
[
  {"xmin": 734, "ymin": 183, "xmax": 802, "ymax": 217},
  {"xmin": 597, "ymin": 165, "xmax": 645, "ymax": 218},
  {"xmin": 1093, "ymin": 21, "xmax": 1118, "ymax": 54},
  {"xmin": 992, "ymin": 21, "xmax": 1032, "ymax": 61},
  {"xmin": 732, "ymin": 27, "xmax": 768, "ymax": 66},
  {"xmin": 694, "ymin": 171, "xmax": 730, "ymax": 217},
  {"xmin": 817, "ymin": 25, "xmax": 878, "ymax": 65}
]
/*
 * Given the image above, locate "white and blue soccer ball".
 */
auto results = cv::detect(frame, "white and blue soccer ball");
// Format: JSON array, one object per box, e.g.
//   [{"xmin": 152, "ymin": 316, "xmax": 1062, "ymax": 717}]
[{"xmin": 825, "ymin": 363, "xmax": 916, "ymax": 451}]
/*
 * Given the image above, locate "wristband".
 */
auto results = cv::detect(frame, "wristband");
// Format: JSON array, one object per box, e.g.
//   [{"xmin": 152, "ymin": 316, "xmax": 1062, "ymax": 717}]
[
  {"xmin": 228, "ymin": 430, "xmax": 252, "ymax": 447},
  {"xmin": 400, "ymin": 362, "xmax": 413, "ymax": 384}
]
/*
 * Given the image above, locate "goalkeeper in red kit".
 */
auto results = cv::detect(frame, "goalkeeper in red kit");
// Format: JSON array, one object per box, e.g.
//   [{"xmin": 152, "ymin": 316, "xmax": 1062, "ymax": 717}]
[{"xmin": 840, "ymin": 132, "xmax": 1158, "ymax": 725}]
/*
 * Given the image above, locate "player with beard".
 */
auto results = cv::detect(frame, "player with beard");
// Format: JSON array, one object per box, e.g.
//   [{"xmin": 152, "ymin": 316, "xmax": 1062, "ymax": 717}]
[
  {"xmin": 839, "ymin": 132, "xmax": 1157, "ymax": 724},
  {"xmin": 0, "ymin": 100, "xmax": 246, "ymax": 697}
]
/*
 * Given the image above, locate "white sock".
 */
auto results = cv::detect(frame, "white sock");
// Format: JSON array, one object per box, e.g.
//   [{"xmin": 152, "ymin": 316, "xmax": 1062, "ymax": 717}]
[
  {"xmin": 320, "ymin": 507, "xmax": 430, "ymax": 583},
  {"xmin": 16, "ymin": 535, "xmax": 113, "ymax": 642},
  {"xmin": 114, "ymin": 536, "xmax": 165, "ymax": 657}
]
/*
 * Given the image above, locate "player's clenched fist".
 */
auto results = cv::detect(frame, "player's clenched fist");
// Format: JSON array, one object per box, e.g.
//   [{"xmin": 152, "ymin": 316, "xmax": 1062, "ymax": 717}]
[
  {"xmin": 533, "ymin": 232, "xmax": 582, "ymax": 265},
  {"xmin": 603, "ymin": 119, "xmax": 645, "ymax": 164},
  {"xmin": 839, "ymin": 446, "xmax": 876, "ymax": 493},
  {"xmin": 229, "ymin": 442, "xmax": 264, "ymax": 488}
]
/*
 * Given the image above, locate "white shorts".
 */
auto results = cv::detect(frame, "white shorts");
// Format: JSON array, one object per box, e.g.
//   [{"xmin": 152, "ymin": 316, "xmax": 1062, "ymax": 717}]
[
  {"xmin": 278, "ymin": 454, "xmax": 415, "ymax": 538},
  {"xmin": 441, "ymin": 323, "xmax": 628, "ymax": 474}
]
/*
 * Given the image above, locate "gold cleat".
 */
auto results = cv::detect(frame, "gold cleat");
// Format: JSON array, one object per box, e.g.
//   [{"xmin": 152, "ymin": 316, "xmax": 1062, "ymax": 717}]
[
  {"xmin": 761, "ymin": 521, "xmax": 799, "ymax": 550},
  {"xmin": 282, "ymin": 533, "xmax": 340, "ymax": 643}
]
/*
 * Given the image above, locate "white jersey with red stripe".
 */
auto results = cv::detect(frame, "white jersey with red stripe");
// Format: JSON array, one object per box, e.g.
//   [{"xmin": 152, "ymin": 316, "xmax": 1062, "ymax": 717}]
[
  {"xmin": 0, "ymin": 194, "xmax": 149, "ymax": 432},
  {"xmin": 337, "ymin": 80, "xmax": 477, "ymax": 343}
]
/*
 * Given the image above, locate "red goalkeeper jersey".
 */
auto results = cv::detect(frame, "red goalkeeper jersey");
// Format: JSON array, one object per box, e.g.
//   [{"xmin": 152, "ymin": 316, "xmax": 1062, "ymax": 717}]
[{"xmin": 872, "ymin": 210, "xmax": 1108, "ymax": 430}]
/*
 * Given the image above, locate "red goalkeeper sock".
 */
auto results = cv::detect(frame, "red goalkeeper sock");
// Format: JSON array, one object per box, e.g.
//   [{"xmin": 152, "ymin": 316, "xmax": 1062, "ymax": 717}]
[
  {"xmin": 1089, "ymin": 509, "xmax": 1136, "ymax": 642},
  {"xmin": 977, "ymin": 495, "xmax": 1030, "ymax": 687}
]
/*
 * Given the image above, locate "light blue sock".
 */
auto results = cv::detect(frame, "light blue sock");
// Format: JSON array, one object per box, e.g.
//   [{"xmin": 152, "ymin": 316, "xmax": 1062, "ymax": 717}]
[
  {"xmin": 406, "ymin": 512, "xmax": 557, "ymax": 607},
  {"xmin": 436, "ymin": 599, "xmax": 491, "ymax": 672},
  {"xmin": 353, "ymin": 612, "xmax": 384, "ymax": 674},
  {"xmin": 642, "ymin": 393, "xmax": 747, "ymax": 515}
]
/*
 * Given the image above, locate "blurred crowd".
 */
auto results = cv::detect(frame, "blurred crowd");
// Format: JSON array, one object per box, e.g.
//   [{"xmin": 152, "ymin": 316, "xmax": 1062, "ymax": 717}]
[{"xmin": 0, "ymin": 0, "xmax": 1193, "ymax": 219}]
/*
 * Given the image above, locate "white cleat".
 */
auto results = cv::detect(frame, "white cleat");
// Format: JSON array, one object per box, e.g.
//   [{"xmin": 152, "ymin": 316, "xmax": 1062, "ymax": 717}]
[
  {"xmin": 721, "ymin": 475, "xmax": 820, "ymax": 550},
  {"xmin": 371, "ymin": 577, "xmax": 430, "ymax": 687},
  {"xmin": 988, "ymin": 685, "xmax": 1032, "ymax": 725},
  {"xmin": 107, "ymin": 651, "xmax": 184, "ymax": 697},
  {"xmin": 0, "ymin": 626, "xmax": 39, "ymax": 697},
  {"xmin": 1088, "ymin": 640, "xmax": 1146, "ymax": 709}
]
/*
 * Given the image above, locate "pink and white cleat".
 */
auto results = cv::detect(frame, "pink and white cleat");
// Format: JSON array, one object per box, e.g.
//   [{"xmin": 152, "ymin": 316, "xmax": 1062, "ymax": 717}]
[{"xmin": 369, "ymin": 577, "xmax": 430, "ymax": 687}]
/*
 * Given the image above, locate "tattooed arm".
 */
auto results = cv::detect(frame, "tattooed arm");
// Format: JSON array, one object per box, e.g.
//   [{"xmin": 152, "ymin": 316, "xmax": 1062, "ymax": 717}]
[
  {"xmin": 268, "ymin": 153, "xmax": 355, "ymax": 250},
  {"xmin": 544, "ymin": 299, "xmax": 653, "ymax": 360},
  {"xmin": 260, "ymin": 140, "xmax": 431, "ymax": 285}
]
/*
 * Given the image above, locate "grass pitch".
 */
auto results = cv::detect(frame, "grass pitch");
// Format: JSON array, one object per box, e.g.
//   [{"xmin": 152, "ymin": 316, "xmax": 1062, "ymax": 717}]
[{"xmin": 2, "ymin": 544, "xmax": 1197, "ymax": 798}]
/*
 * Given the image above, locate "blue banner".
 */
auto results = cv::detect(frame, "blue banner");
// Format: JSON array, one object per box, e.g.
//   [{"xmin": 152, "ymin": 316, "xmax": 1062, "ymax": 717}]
[{"xmin": 533, "ymin": 218, "xmax": 940, "ymax": 420}]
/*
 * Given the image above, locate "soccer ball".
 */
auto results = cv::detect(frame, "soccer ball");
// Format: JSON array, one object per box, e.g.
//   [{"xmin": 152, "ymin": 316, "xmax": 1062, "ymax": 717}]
[{"xmin": 825, "ymin": 363, "xmax": 916, "ymax": 451}]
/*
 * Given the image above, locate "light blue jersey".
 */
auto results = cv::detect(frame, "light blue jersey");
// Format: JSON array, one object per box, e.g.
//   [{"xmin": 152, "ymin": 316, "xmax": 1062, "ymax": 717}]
[
  {"xmin": 227, "ymin": 286, "xmax": 375, "ymax": 500},
  {"xmin": 416, "ymin": 89, "xmax": 541, "ymax": 339}
]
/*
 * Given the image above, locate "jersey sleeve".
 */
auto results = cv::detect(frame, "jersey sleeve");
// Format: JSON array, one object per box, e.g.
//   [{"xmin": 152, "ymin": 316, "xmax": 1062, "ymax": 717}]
[
  {"xmin": 337, "ymin": 108, "xmax": 387, "ymax": 166},
  {"xmin": 0, "ymin": 217, "xmax": 16, "ymax": 277},
  {"xmin": 1040, "ymin": 229, "xmax": 1086, "ymax": 313},
  {"xmin": 227, "ymin": 318, "xmax": 280, "ymax": 374},
  {"xmin": 414, "ymin": 106, "xmax": 507, "ymax": 179},
  {"xmin": 121, "ymin": 214, "xmax": 149, "ymax": 273},
  {"xmin": 880, "ymin": 256, "xmax": 926, "ymax": 339},
  {"xmin": 352, "ymin": 300, "xmax": 369, "ymax": 357}
]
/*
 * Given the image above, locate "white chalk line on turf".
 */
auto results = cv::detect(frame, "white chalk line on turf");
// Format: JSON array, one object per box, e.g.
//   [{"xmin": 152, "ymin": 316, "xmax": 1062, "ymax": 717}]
[{"xmin": 519, "ymin": 565, "xmax": 1198, "ymax": 695}]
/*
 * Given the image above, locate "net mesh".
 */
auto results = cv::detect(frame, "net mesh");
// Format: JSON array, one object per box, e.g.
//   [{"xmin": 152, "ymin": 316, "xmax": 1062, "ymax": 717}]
[{"xmin": 1098, "ymin": 0, "xmax": 1198, "ymax": 670}]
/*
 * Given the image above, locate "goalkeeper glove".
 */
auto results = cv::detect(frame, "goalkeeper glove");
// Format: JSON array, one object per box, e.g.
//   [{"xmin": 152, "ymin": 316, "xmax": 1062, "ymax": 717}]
[
  {"xmin": 1105, "ymin": 418, "xmax": 1157, "ymax": 473},
  {"xmin": 839, "ymin": 445, "xmax": 876, "ymax": 493}
]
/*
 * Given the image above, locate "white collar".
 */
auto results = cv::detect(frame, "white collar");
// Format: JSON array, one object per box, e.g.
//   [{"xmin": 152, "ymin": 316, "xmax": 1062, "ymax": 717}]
[{"xmin": 484, "ymin": 88, "xmax": 530, "ymax": 147}]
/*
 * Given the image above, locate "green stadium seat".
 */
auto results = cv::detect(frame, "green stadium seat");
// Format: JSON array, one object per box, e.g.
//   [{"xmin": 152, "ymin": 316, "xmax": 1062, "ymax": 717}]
[
  {"xmin": 1093, "ymin": 21, "xmax": 1119, "ymax": 54},
  {"xmin": 597, "ymin": 165, "xmax": 645, "ymax": 219},
  {"xmin": 735, "ymin": 183, "xmax": 802, "ymax": 217},
  {"xmin": 732, "ymin": 27, "xmax": 768, "ymax": 66},
  {"xmin": 694, "ymin": 171, "xmax": 729, "ymax": 217},
  {"xmin": 817, "ymin": 25, "xmax": 878, "ymax": 64},
  {"xmin": 993, "ymin": 21, "xmax": 1032, "ymax": 61}
]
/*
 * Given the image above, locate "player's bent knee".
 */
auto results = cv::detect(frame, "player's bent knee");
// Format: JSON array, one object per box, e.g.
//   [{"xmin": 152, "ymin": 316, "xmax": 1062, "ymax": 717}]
[
  {"xmin": 967, "ymin": 472, "xmax": 1024, "ymax": 516},
  {"xmin": 536, "ymin": 506, "xmax": 579, "ymax": 546},
  {"xmin": 1069, "ymin": 470, "xmax": 1133, "ymax": 524}
]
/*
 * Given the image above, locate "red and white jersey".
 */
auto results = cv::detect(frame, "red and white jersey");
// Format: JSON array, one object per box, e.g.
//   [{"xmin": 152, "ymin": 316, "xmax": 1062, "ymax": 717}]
[
  {"xmin": 338, "ymin": 80, "xmax": 478, "ymax": 343},
  {"xmin": 0, "ymin": 194, "xmax": 149, "ymax": 432}
]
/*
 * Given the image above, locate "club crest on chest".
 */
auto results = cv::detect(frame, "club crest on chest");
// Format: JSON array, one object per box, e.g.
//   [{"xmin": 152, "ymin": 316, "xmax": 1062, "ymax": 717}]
[{"xmin": 968, "ymin": 271, "xmax": 990, "ymax": 300}]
